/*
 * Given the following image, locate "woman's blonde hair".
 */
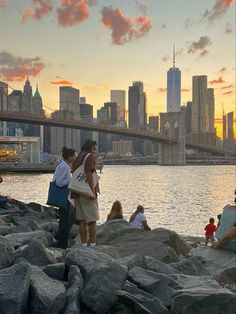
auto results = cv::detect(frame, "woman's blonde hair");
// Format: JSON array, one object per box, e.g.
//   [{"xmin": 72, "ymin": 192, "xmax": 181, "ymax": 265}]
[{"xmin": 107, "ymin": 200, "xmax": 124, "ymax": 221}]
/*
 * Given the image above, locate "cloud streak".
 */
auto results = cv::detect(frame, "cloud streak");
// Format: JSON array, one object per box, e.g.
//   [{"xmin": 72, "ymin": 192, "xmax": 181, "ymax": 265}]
[
  {"xmin": 202, "ymin": 0, "xmax": 235, "ymax": 23},
  {"xmin": 101, "ymin": 6, "xmax": 152, "ymax": 45},
  {"xmin": 187, "ymin": 36, "xmax": 212, "ymax": 57},
  {"xmin": 0, "ymin": 51, "xmax": 45, "ymax": 81},
  {"xmin": 50, "ymin": 80, "xmax": 73, "ymax": 86},
  {"xmin": 209, "ymin": 76, "xmax": 225, "ymax": 84},
  {"xmin": 21, "ymin": 0, "xmax": 53, "ymax": 22}
]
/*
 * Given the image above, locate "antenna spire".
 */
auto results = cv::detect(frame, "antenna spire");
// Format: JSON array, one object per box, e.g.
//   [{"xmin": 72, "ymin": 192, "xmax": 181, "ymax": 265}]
[{"xmin": 173, "ymin": 44, "xmax": 175, "ymax": 68}]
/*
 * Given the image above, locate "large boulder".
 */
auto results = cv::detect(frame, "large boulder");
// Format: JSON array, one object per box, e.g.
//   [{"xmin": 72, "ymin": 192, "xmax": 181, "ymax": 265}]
[
  {"xmin": 0, "ymin": 236, "xmax": 15, "ymax": 270},
  {"xmin": 128, "ymin": 267, "xmax": 179, "ymax": 306},
  {"xmin": 171, "ymin": 289, "xmax": 236, "ymax": 314},
  {"xmin": 18, "ymin": 240, "xmax": 57, "ymax": 266},
  {"xmin": 0, "ymin": 262, "xmax": 30, "ymax": 314},
  {"xmin": 94, "ymin": 245, "xmax": 120, "ymax": 258},
  {"xmin": 4, "ymin": 230, "xmax": 49, "ymax": 248},
  {"xmin": 97, "ymin": 220, "xmax": 138, "ymax": 244},
  {"xmin": 109, "ymin": 228, "xmax": 190, "ymax": 263},
  {"xmin": 81, "ymin": 261, "xmax": 128, "ymax": 314},
  {"xmin": 65, "ymin": 248, "xmax": 113, "ymax": 278},
  {"xmin": 168, "ymin": 273, "xmax": 220, "ymax": 290},
  {"xmin": 64, "ymin": 265, "xmax": 83, "ymax": 314},
  {"xmin": 170, "ymin": 256, "xmax": 210, "ymax": 276},
  {"xmin": 30, "ymin": 266, "xmax": 66, "ymax": 314},
  {"xmin": 118, "ymin": 254, "xmax": 147, "ymax": 270},
  {"xmin": 146, "ymin": 256, "xmax": 180, "ymax": 275},
  {"xmin": 214, "ymin": 267, "xmax": 236, "ymax": 286},
  {"xmin": 42, "ymin": 263, "xmax": 66, "ymax": 281},
  {"xmin": 116, "ymin": 282, "xmax": 169, "ymax": 314}
]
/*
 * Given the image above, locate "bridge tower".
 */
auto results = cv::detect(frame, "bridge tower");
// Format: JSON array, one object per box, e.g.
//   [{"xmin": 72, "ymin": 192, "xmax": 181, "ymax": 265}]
[{"xmin": 159, "ymin": 110, "xmax": 186, "ymax": 165}]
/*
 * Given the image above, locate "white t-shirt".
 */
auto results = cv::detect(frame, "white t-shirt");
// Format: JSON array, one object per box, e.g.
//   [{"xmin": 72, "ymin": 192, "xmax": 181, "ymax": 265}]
[{"xmin": 131, "ymin": 213, "xmax": 146, "ymax": 229}]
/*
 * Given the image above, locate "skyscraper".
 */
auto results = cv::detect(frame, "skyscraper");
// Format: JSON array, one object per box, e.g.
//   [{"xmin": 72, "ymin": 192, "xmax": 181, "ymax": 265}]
[
  {"xmin": 60, "ymin": 86, "xmax": 80, "ymax": 115},
  {"xmin": 128, "ymin": 81, "xmax": 147, "ymax": 129},
  {"xmin": 191, "ymin": 75, "xmax": 208, "ymax": 133},
  {"xmin": 0, "ymin": 82, "xmax": 8, "ymax": 136},
  {"xmin": 207, "ymin": 88, "xmax": 215, "ymax": 133},
  {"xmin": 167, "ymin": 46, "xmax": 181, "ymax": 112},
  {"xmin": 110, "ymin": 90, "xmax": 126, "ymax": 121}
]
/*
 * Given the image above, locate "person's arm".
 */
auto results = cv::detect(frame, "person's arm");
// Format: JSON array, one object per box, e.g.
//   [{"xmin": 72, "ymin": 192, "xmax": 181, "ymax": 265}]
[
  {"xmin": 142, "ymin": 219, "xmax": 151, "ymax": 231},
  {"xmin": 129, "ymin": 212, "xmax": 137, "ymax": 223},
  {"xmin": 212, "ymin": 226, "xmax": 236, "ymax": 248},
  {"xmin": 85, "ymin": 155, "xmax": 96, "ymax": 199}
]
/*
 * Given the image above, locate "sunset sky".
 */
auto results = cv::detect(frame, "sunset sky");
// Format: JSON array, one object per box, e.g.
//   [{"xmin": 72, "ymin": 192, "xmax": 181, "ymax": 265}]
[{"xmin": 0, "ymin": 0, "xmax": 235, "ymax": 136}]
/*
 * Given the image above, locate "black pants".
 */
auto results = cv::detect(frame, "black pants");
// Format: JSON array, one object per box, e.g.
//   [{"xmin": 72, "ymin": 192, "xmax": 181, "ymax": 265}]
[{"xmin": 56, "ymin": 202, "xmax": 75, "ymax": 249}]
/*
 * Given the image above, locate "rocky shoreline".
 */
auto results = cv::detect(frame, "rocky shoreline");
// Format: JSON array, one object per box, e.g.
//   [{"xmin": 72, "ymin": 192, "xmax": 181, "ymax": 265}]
[{"xmin": 0, "ymin": 200, "xmax": 235, "ymax": 314}]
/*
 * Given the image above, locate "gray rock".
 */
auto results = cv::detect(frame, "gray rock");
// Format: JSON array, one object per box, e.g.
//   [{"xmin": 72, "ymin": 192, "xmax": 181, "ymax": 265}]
[
  {"xmin": 108, "ymin": 228, "xmax": 189, "ymax": 263},
  {"xmin": 0, "ymin": 262, "xmax": 30, "ymax": 314},
  {"xmin": 30, "ymin": 265, "xmax": 66, "ymax": 314},
  {"xmin": 81, "ymin": 261, "xmax": 128, "ymax": 314},
  {"xmin": 0, "ymin": 236, "xmax": 15, "ymax": 270},
  {"xmin": 118, "ymin": 254, "xmax": 147, "ymax": 270},
  {"xmin": 170, "ymin": 255, "xmax": 210, "ymax": 276},
  {"xmin": 168, "ymin": 273, "xmax": 220, "ymax": 290},
  {"xmin": 214, "ymin": 267, "xmax": 236, "ymax": 285},
  {"xmin": 42, "ymin": 263, "xmax": 65, "ymax": 281},
  {"xmin": 18, "ymin": 240, "xmax": 57, "ymax": 266},
  {"xmin": 146, "ymin": 256, "xmax": 180, "ymax": 275},
  {"xmin": 5, "ymin": 230, "xmax": 48, "ymax": 248},
  {"xmin": 64, "ymin": 265, "xmax": 83, "ymax": 314},
  {"xmin": 94, "ymin": 244, "xmax": 120, "ymax": 258},
  {"xmin": 110, "ymin": 302, "xmax": 134, "ymax": 314},
  {"xmin": 65, "ymin": 248, "xmax": 113, "ymax": 278},
  {"xmin": 97, "ymin": 219, "xmax": 138, "ymax": 245},
  {"xmin": 128, "ymin": 267, "xmax": 177, "ymax": 306},
  {"xmin": 117, "ymin": 282, "xmax": 169, "ymax": 314},
  {"xmin": 171, "ymin": 289, "xmax": 236, "ymax": 314}
]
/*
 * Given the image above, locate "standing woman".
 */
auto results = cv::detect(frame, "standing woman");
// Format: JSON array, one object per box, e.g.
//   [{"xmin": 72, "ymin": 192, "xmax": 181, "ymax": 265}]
[
  {"xmin": 53, "ymin": 147, "xmax": 76, "ymax": 249},
  {"xmin": 71, "ymin": 140, "xmax": 99, "ymax": 247}
]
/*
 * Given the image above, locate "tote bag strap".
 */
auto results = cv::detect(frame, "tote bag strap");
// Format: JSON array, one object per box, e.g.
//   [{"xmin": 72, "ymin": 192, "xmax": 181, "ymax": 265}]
[{"xmin": 82, "ymin": 153, "xmax": 91, "ymax": 168}]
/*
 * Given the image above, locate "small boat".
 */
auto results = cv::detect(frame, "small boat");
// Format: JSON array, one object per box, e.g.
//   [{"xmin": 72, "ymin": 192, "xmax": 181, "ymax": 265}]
[{"xmin": 95, "ymin": 160, "xmax": 103, "ymax": 173}]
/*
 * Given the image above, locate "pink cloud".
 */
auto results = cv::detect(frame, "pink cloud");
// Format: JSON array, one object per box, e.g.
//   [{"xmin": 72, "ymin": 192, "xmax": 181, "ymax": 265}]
[
  {"xmin": 57, "ymin": 0, "xmax": 90, "ymax": 27},
  {"xmin": 0, "ymin": 51, "xmax": 45, "ymax": 81},
  {"xmin": 101, "ymin": 6, "xmax": 152, "ymax": 45},
  {"xmin": 209, "ymin": 76, "xmax": 225, "ymax": 84},
  {"xmin": 21, "ymin": 0, "xmax": 53, "ymax": 22},
  {"xmin": 202, "ymin": 0, "xmax": 235, "ymax": 23},
  {"xmin": 0, "ymin": 0, "xmax": 8, "ymax": 10}
]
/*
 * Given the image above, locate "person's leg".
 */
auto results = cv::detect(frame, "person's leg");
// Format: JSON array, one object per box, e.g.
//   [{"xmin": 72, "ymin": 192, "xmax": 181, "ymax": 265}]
[
  {"xmin": 79, "ymin": 220, "xmax": 88, "ymax": 245},
  {"xmin": 205, "ymin": 236, "xmax": 209, "ymax": 246},
  {"xmin": 88, "ymin": 221, "xmax": 97, "ymax": 245},
  {"xmin": 57, "ymin": 207, "xmax": 70, "ymax": 249}
]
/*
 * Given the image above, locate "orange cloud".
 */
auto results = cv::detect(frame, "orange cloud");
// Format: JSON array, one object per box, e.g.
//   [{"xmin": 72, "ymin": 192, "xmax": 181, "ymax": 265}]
[
  {"xmin": 0, "ymin": 50, "xmax": 45, "ymax": 81},
  {"xmin": 101, "ymin": 6, "xmax": 152, "ymax": 45},
  {"xmin": 181, "ymin": 88, "xmax": 190, "ymax": 92},
  {"xmin": 50, "ymin": 80, "xmax": 73, "ymax": 86},
  {"xmin": 21, "ymin": 0, "xmax": 53, "ymax": 22},
  {"xmin": 57, "ymin": 0, "xmax": 90, "ymax": 27},
  {"xmin": 209, "ymin": 76, "xmax": 225, "ymax": 84}
]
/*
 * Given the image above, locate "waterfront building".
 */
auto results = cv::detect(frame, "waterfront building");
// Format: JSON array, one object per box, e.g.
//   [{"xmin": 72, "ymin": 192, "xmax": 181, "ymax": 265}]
[
  {"xmin": 191, "ymin": 75, "xmax": 208, "ymax": 133},
  {"xmin": 184, "ymin": 102, "xmax": 192, "ymax": 135},
  {"xmin": 149, "ymin": 116, "xmax": 159, "ymax": 133},
  {"xmin": 60, "ymin": 86, "xmax": 80, "ymax": 115},
  {"xmin": 110, "ymin": 90, "xmax": 126, "ymax": 121},
  {"xmin": 104, "ymin": 102, "xmax": 119, "ymax": 125},
  {"xmin": 0, "ymin": 82, "xmax": 8, "ymax": 136},
  {"xmin": 224, "ymin": 112, "xmax": 235, "ymax": 151},
  {"xmin": 79, "ymin": 96, "xmax": 86, "ymax": 104},
  {"xmin": 167, "ymin": 46, "xmax": 181, "ymax": 112},
  {"xmin": 112, "ymin": 140, "xmax": 133, "ymax": 156}
]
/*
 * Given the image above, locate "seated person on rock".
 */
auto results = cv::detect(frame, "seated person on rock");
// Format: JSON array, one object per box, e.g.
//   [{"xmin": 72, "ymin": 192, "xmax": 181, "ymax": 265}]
[
  {"xmin": 213, "ymin": 191, "xmax": 236, "ymax": 252},
  {"xmin": 129, "ymin": 205, "xmax": 151, "ymax": 231},
  {"xmin": 0, "ymin": 176, "xmax": 12, "ymax": 205},
  {"xmin": 107, "ymin": 200, "xmax": 124, "ymax": 221}
]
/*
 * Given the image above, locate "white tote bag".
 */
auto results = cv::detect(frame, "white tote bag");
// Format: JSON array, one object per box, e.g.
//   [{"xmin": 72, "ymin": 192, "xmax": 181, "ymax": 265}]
[{"xmin": 68, "ymin": 153, "xmax": 100, "ymax": 198}]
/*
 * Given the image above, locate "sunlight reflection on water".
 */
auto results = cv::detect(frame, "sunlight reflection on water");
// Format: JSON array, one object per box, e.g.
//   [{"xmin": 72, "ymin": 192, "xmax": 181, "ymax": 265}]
[{"xmin": 1, "ymin": 165, "xmax": 235, "ymax": 236}]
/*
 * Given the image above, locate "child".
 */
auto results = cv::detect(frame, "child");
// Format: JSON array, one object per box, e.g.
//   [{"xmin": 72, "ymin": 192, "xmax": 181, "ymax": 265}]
[{"xmin": 204, "ymin": 218, "xmax": 216, "ymax": 246}]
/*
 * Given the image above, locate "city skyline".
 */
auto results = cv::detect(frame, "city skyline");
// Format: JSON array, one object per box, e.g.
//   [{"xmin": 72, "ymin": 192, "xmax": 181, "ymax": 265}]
[{"xmin": 0, "ymin": 0, "xmax": 235, "ymax": 136}]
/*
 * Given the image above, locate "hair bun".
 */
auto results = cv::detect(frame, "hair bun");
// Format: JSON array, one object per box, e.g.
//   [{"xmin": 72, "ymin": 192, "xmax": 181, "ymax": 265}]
[{"xmin": 62, "ymin": 146, "xmax": 67, "ymax": 152}]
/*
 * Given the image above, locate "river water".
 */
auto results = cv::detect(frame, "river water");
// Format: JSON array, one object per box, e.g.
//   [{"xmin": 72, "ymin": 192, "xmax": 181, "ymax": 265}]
[{"xmin": 0, "ymin": 165, "xmax": 235, "ymax": 236}]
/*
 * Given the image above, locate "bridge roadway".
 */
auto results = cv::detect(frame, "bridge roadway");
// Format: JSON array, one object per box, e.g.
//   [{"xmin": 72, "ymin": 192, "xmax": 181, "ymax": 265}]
[{"xmin": 0, "ymin": 111, "xmax": 231, "ymax": 156}]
